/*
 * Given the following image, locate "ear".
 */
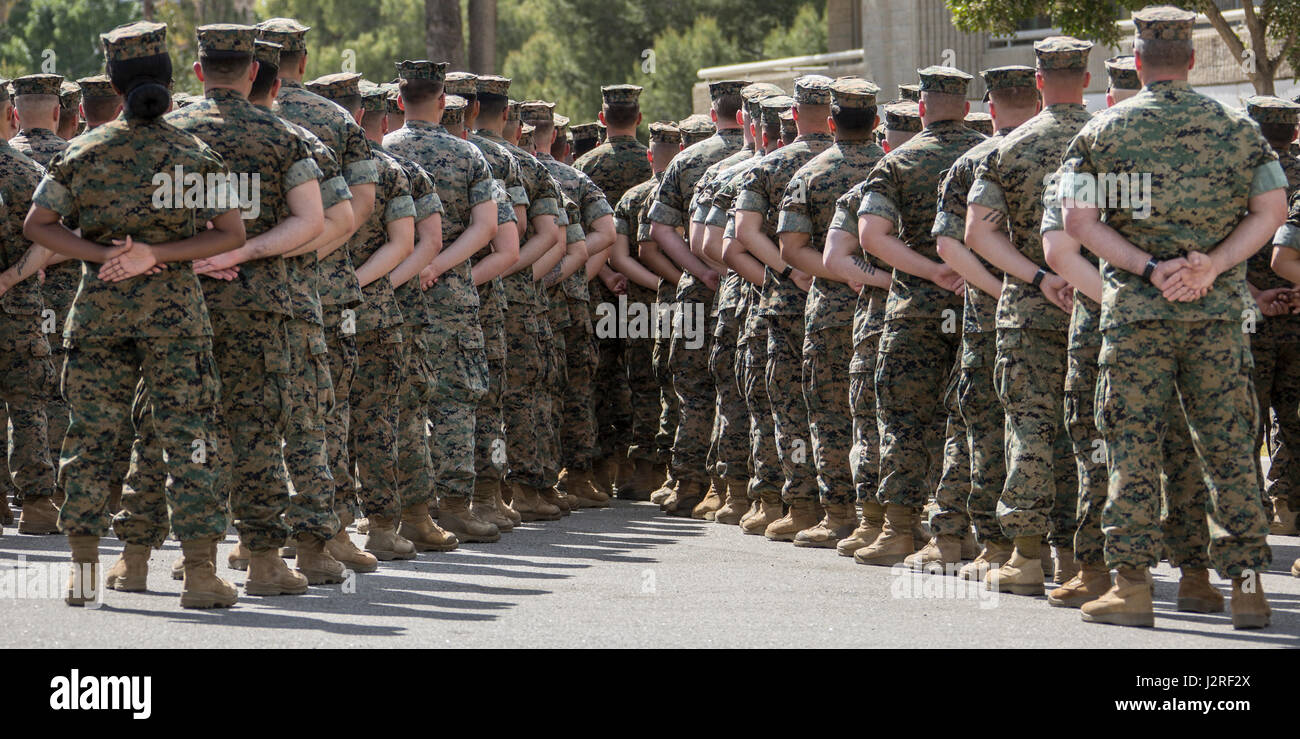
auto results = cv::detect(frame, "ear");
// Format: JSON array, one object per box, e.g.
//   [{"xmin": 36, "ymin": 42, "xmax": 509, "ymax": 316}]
[
  {"xmin": 709, "ymin": 109, "xmax": 718, "ymax": 123},
  {"xmin": 827, "ymin": 116, "xmax": 836, "ymax": 134},
  {"xmin": 636, "ymin": 111, "xmax": 642, "ymax": 127},
  {"xmin": 248, "ymin": 60, "xmax": 260, "ymax": 84},
  {"xmin": 598, "ymin": 110, "xmax": 606, "ymax": 126},
  {"xmin": 882, "ymin": 140, "xmax": 891, "ymax": 153},
  {"xmin": 963, "ymin": 101, "xmax": 970, "ymax": 116},
  {"xmin": 272, "ymin": 78, "xmax": 282, "ymax": 98},
  {"xmin": 1036, "ymin": 70, "xmax": 1045, "ymax": 91},
  {"xmin": 1082, "ymin": 71, "xmax": 1091, "ymax": 89},
  {"xmin": 791, "ymin": 107, "xmax": 800, "ymax": 122},
  {"xmin": 193, "ymin": 61, "xmax": 206, "ymax": 83},
  {"xmin": 1188, "ymin": 49, "xmax": 1195, "ymax": 71},
  {"xmin": 382, "ymin": 114, "xmax": 389, "ymax": 137},
  {"xmin": 1105, "ymin": 92, "xmax": 1115, "ymax": 108},
  {"xmin": 918, "ymin": 100, "xmax": 927, "ymax": 118},
  {"xmin": 646, "ymin": 149, "xmax": 653, "ymax": 164},
  {"xmin": 988, "ymin": 100, "xmax": 997, "ymax": 120},
  {"xmin": 735, "ymin": 109, "xmax": 744, "ymax": 127},
  {"xmin": 297, "ymin": 55, "xmax": 307, "ymax": 77}
]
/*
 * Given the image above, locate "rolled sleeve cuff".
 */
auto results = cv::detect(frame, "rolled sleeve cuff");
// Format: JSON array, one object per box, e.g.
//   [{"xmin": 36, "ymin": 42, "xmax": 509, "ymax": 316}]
[
  {"xmin": 828, "ymin": 207, "xmax": 856, "ymax": 235},
  {"xmin": 1040, "ymin": 204, "xmax": 1064, "ymax": 234},
  {"xmin": 507, "ymin": 186, "xmax": 529, "ymax": 208},
  {"xmin": 734, "ymin": 190, "xmax": 767, "ymax": 214},
  {"xmin": 469, "ymin": 179, "xmax": 496, "ymax": 208},
  {"xmin": 583, "ymin": 200, "xmax": 613, "ymax": 226},
  {"xmin": 966, "ymin": 177, "xmax": 1007, "ymax": 214},
  {"xmin": 1275, "ymin": 223, "xmax": 1300, "ymax": 250},
  {"xmin": 614, "ymin": 216, "xmax": 631, "ymax": 236},
  {"xmin": 344, "ymin": 158, "xmax": 380, "ymax": 187},
  {"xmin": 32, "ymin": 177, "xmax": 73, "ymax": 217},
  {"xmin": 528, "ymin": 196, "xmax": 561, "ymax": 219},
  {"xmin": 704, "ymin": 205, "xmax": 729, "ymax": 229},
  {"xmin": 415, "ymin": 193, "xmax": 440, "ymax": 222},
  {"xmin": 385, "ymin": 195, "xmax": 416, "ymax": 223},
  {"xmin": 320, "ymin": 175, "xmax": 351, "ymax": 210},
  {"xmin": 776, "ymin": 210, "xmax": 812, "ymax": 235},
  {"xmin": 285, "ymin": 157, "xmax": 323, "ymax": 191},
  {"xmin": 932, "ymin": 211, "xmax": 964, "ymax": 241},
  {"xmin": 857, "ymin": 191, "xmax": 898, "ymax": 223},
  {"xmin": 648, "ymin": 200, "xmax": 683, "ymax": 227},
  {"xmin": 1250, "ymin": 160, "xmax": 1287, "ymax": 198},
  {"xmin": 566, "ymin": 223, "xmax": 584, "ymax": 244}
]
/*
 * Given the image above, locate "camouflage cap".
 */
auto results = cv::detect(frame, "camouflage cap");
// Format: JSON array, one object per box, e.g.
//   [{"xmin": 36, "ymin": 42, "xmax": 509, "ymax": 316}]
[
  {"xmin": 396, "ymin": 60, "xmax": 448, "ymax": 82},
  {"xmin": 898, "ymin": 83, "xmax": 921, "ymax": 102},
  {"xmin": 477, "ymin": 75, "xmax": 510, "ymax": 96},
  {"xmin": 255, "ymin": 17, "xmax": 310, "ymax": 52},
  {"xmin": 1105, "ymin": 55, "xmax": 1140, "ymax": 90},
  {"xmin": 520, "ymin": 100, "xmax": 555, "ymax": 126},
  {"xmin": 307, "ymin": 72, "xmax": 362, "ymax": 101},
  {"xmin": 553, "ymin": 113, "xmax": 570, "ymax": 131},
  {"xmin": 678, "ymin": 114, "xmax": 715, "ymax": 145},
  {"xmin": 519, "ymin": 122, "xmax": 535, "ymax": 147},
  {"xmin": 383, "ymin": 83, "xmax": 403, "ymax": 113},
  {"xmin": 59, "ymin": 80, "xmax": 81, "ymax": 108},
  {"xmin": 917, "ymin": 66, "xmax": 973, "ymax": 96},
  {"xmin": 1033, "ymin": 35, "xmax": 1094, "ymax": 70},
  {"xmin": 11, "ymin": 74, "xmax": 63, "ymax": 97},
  {"xmin": 648, "ymin": 120, "xmax": 679, "ymax": 144},
  {"xmin": 571, "ymin": 121, "xmax": 601, "ymax": 142},
  {"xmin": 602, "ymin": 84, "xmax": 642, "ymax": 105},
  {"xmin": 708, "ymin": 79, "xmax": 750, "ymax": 100},
  {"xmin": 1246, "ymin": 95, "xmax": 1300, "ymax": 126},
  {"xmin": 793, "ymin": 74, "xmax": 834, "ymax": 105},
  {"xmin": 196, "ymin": 24, "xmax": 256, "ymax": 55},
  {"xmin": 360, "ymin": 80, "xmax": 388, "ymax": 112},
  {"xmin": 830, "ymin": 77, "xmax": 879, "ymax": 109},
  {"xmin": 77, "ymin": 74, "xmax": 117, "ymax": 99},
  {"xmin": 1132, "ymin": 5, "xmax": 1197, "ymax": 41},
  {"xmin": 779, "ymin": 109, "xmax": 797, "ymax": 139},
  {"xmin": 102, "ymin": 21, "xmax": 167, "ymax": 62},
  {"xmin": 759, "ymin": 94, "xmax": 795, "ymax": 127},
  {"xmin": 442, "ymin": 94, "xmax": 467, "ymax": 126},
  {"xmin": 883, "ymin": 101, "xmax": 922, "ymax": 132},
  {"xmin": 741, "ymin": 82, "xmax": 784, "ymax": 101},
  {"xmin": 506, "ymin": 99, "xmax": 521, "ymax": 121},
  {"xmin": 982, "ymin": 65, "xmax": 1036, "ymax": 93},
  {"xmin": 964, "ymin": 111, "xmax": 994, "ymax": 136},
  {"xmin": 444, "ymin": 71, "xmax": 479, "ymax": 96}
]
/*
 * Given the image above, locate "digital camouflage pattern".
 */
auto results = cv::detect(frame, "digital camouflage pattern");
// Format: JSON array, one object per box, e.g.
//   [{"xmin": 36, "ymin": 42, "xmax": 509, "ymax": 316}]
[
  {"xmin": 574, "ymin": 133, "xmax": 652, "ymax": 209},
  {"xmin": 614, "ymin": 173, "xmax": 665, "ymax": 465},
  {"xmin": 9, "ymin": 127, "xmax": 66, "ymax": 168}
]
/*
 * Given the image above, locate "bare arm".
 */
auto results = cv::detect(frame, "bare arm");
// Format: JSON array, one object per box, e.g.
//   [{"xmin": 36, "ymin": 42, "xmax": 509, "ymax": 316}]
[
  {"xmin": 611, "ymin": 233, "xmax": 660, "ymax": 290},
  {"xmin": 0, "ymin": 244, "xmax": 59, "ymax": 295},
  {"xmin": 473, "ymin": 219, "xmax": 520, "ymax": 286},
  {"xmin": 1042, "ymin": 230, "xmax": 1102, "ymax": 304},
  {"xmin": 390, "ymin": 212, "xmax": 442, "ymax": 288},
  {"xmin": 779, "ymin": 231, "xmax": 836, "ymax": 280},
  {"xmin": 289, "ymin": 200, "xmax": 354, "ymax": 258},
  {"xmin": 27, "ymin": 206, "xmax": 244, "ymax": 268},
  {"xmin": 639, "ymin": 238, "xmax": 681, "ymax": 285},
  {"xmin": 355, "ymin": 216, "xmax": 414, "ymax": 287},
  {"xmin": 936, "ymin": 235, "xmax": 1003, "ymax": 300},
  {"xmin": 505, "ymin": 214, "xmax": 558, "ymax": 277},
  {"xmin": 195, "ymin": 181, "xmax": 323, "ymax": 274},
  {"xmin": 424, "ymin": 200, "xmax": 499, "ymax": 285},
  {"xmin": 349, "ymin": 183, "xmax": 376, "ymax": 232},
  {"xmin": 652, "ymin": 221, "xmax": 716, "ymax": 287},
  {"xmin": 860, "ymin": 213, "xmax": 961, "ymax": 294},
  {"xmin": 583, "ymin": 213, "xmax": 616, "ymax": 256},
  {"xmin": 823, "ymin": 228, "xmax": 890, "ymax": 291}
]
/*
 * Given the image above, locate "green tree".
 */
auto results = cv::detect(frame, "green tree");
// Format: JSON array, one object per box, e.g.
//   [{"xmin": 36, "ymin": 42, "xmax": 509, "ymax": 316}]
[
  {"xmin": 640, "ymin": 16, "xmax": 742, "ymax": 123},
  {"xmin": 761, "ymin": 2, "xmax": 827, "ymax": 59},
  {"xmin": 946, "ymin": 0, "xmax": 1300, "ymax": 95},
  {"xmin": 258, "ymin": 0, "xmax": 427, "ymax": 86},
  {"xmin": 0, "ymin": 0, "xmax": 141, "ymax": 81}
]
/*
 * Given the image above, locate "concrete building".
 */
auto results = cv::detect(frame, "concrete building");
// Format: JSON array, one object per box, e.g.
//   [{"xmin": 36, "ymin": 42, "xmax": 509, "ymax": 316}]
[{"xmin": 697, "ymin": 1, "xmax": 1297, "ymax": 114}]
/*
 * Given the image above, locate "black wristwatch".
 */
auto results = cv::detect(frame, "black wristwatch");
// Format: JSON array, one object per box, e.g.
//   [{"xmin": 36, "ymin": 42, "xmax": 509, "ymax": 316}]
[
  {"xmin": 1032, "ymin": 267, "xmax": 1049, "ymax": 288},
  {"xmin": 780, "ymin": 265, "xmax": 794, "ymax": 279},
  {"xmin": 1142, "ymin": 257, "xmax": 1158, "ymax": 283}
]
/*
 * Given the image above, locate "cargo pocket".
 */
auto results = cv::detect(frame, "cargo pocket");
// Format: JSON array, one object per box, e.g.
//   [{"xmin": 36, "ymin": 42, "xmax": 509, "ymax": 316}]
[
  {"xmin": 25, "ymin": 331, "xmax": 56, "ymax": 404},
  {"xmin": 263, "ymin": 341, "xmax": 292, "ymax": 437},
  {"xmin": 1092, "ymin": 339, "xmax": 1119, "ymax": 437}
]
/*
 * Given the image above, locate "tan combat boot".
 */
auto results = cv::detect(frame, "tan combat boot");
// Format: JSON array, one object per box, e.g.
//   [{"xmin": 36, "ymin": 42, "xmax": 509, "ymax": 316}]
[
  {"xmin": 650, "ymin": 474, "xmax": 677, "ymax": 506},
  {"xmin": 960, "ymin": 530, "xmax": 979, "ymax": 560},
  {"xmin": 591, "ymin": 457, "xmax": 617, "ymax": 498},
  {"xmin": 105, "ymin": 543, "xmax": 150, "ymax": 592},
  {"xmin": 1080, "ymin": 568, "xmax": 1154, "ymax": 627},
  {"xmin": 179, "ymin": 537, "xmax": 238, "ymax": 609},
  {"xmin": 1270, "ymin": 497, "xmax": 1297, "ymax": 535},
  {"xmin": 1053, "ymin": 546, "xmax": 1079, "ymax": 585},
  {"xmin": 836, "ymin": 500, "xmax": 883, "ymax": 557},
  {"xmin": 18, "ymin": 495, "xmax": 60, "ymax": 535},
  {"xmin": 1175, "ymin": 567, "xmax": 1224, "ymax": 613},
  {"xmin": 1048, "ymin": 563, "xmax": 1111, "ymax": 608},
  {"xmin": 245, "ymin": 548, "xmax": 309, "ymax": 596},
  {"xmin": 741, "ymin": 493, "xmax": 785, "ymax": 535},
  {"xmin": 293, "ymin": 535, "xmax": 347, "ymax": 585},
  {"xmin": 958, "ymin": 539, "xmax": 1013, "ymax": 581},
  {"xmin": 539, "ymin": 487, "xmax": 572, "ymax": 516},
  {"xmin": 713, "ymin": 478, "xmax": 751, "ymax": 526},
  {"xmin": 65, "ymin": 535, "xmax": 100, "ymax": 607},
  {"xmin": 399, "ymin": 503, "xmax": 460, "ymax": 552},
  {"xmin": 565, "ymin": 469, "xmax": 611, "ymax": 509},
  {"xmin": 853, "ymin": 504, "xmax": 917, "ymax": 566},
  {"xmin": 496, "ymin": 482, "xmax": 522, "ymax": 526},
  {"xmin": 325, "ymin": 527, "xmax": 379, "ymax": 573},
  {"xmin": 691, "ymin": 478, "xmax": 725, "ymax": 520},
  {"xmin": 1230, "ymin": 575, "xmax": 1271, "ymax": 629},
  {"xmin": 438, "ymin": 497, "xmax": 502, "ymax": 542},
  {"xmin": 471, "ymin": 481, "xmax": 516, "ymax": 531},
  {"xmin": 902, "ymin": 535, "xmax": 964, "ymax": 572},
  {"xmin": 765, "ymin": 500, "xmax": 823, "ymax": 542},
  {"xmin": 984, "ymin": 537, "xmax": 1046, "ymax": 595},
  {"xmin": 1292, "ymin": 558, "xmax": 1299, "ymax": 578},
  {"xmin": 227, "ymin": 541, "xmax": 251, "ymax": 571},
  {"xmin": 365, "ymin": 515, "xmax": 418, "ymax": 560},
  {"xmin": 663, "ymin": 479, "xmax": 708, "ymax": 517},
  {"xmin": 512, "ymin": 484, "xmax": 562, "ymax": 522},
  {"xmin": 792, "ymin": 502, "xmax": 857, "ymax": 548}
]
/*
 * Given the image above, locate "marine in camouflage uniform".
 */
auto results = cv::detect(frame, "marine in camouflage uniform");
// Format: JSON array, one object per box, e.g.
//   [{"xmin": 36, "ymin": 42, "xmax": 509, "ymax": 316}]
[
  {"xmin": 776, "ymin": 78, "xmax": 885, "ymax": 547},
  {"xmin": 854, "ymin": 67, "xmax": 986, "ymax": 565},
  {"xmin": 1064, "ymin": 5, "xmax": 1280, "ymax": 629},
  {"xmin": 647, "ymin": 80, "xmax": 748, "ymax": 513},
  {"xmin": 1274, "ymin": 189, "xmax": 1300, "ymax": 581},
  {"xmin": 967, "ymin": 38, "xmax": 1095, "ymax": 590}
]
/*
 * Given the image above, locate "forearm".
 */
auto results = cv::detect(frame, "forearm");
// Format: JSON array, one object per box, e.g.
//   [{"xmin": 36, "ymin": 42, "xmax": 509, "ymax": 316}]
[
  {"xmin": 780, "ymin": 233, "xmax": 834, "ymax": 279},
  {"xmin": 235, "ymin": 213, "xmax": 322, "ymax": 263},
  {"xmin": 355, "ymin": 237, "xmax": 412, "ymax": 287},
  {"xmin": 1044, "ymin": 233, "xmax": 1102, "ymax": 304},
  {"xmin": 1271, "ymin": 248, "xmax": 1300, "ymax": 284},
  {"xmin": 1064, "ymin": 206, "xmax": 1149, "ymax": 276},
  {"xmin": 639, "ymin": 241, "xmax": 681, "ymax": 284},
  {"xmin": 473, "ymin": 222, "xmax": 519, "ymax": 286},
  {"xmin": 1210, "ymin": 208, "xmax": 1287, "ymax": 275},
  {"xmin": 862, "ymin": 230, "xmax": 938, "ymax": 282},
  {"xmin": 432, "ymin": 222, "xmax": 494, "ymax": 276},
  {"xmin": 611, "ymin": 236, "xmax": 660, "ymax": 289},
  {"xmin": 505, "ymin": 220, "xmax": 555, "ymax": 276},
  {"xmin": 585, "ymin": 247, "xmax": 608, "ymax": 281},
  {"xmin": 533, "ymin": 240, "xmax": 565, "ymax": 282},
  {"xmin": 584, "ymin": 219, "xmax": 615, "ymax": 256},
  {"xmin": 966, "ymin": 225, "xmax": 1040, "ymax": 284},
  {"xmin": 289, "ymin": 202, "xmax": 353, "ymax": 258},
  {"xmin": 722, "ymin": 235, "xmax": 767, "ymax": 285},
  {"xmin": 736, "ymin": 213, "xmax": 785, "ymax": 272},
  {"xmin": 825, "ymin": 231, "xmax": 889, "ymax": 289},
  {"xmin": 349, "ymin": 184, "xmax": 376, "ymax": 230},
  {"xmin": 937, "ymin": 236, "xmax": 1001, "ymax": 298},
  {"xmin": 390, "ymin": 218, "xmax": 442, "ymax": 288},
  {"xmin": 3, "ymin": 244, "xmax": 58, "ymax": 288},
  {"xmin": 652, "ymin": 222, "xmax": 712, "ymax": 279}
]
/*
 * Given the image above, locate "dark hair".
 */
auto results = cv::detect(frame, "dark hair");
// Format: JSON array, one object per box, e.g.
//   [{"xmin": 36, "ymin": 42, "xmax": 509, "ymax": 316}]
[
  {"xmin": 331, "ymin": 94, "xmax": 362, "ymax": 114},
  {"xmin": 82, "ymin": 96, "xmax": 122, "ymax": 124},
  {"xmin": 604, "ymin": 101, "xmax": 638, "ymax": 127},
  {"xmin": 1038, "ymin": 67, "xmax": 1086, "ymax": 87},
  {"xmin": 550, "ymin": 134, "xmax": 568, "ymax": 158},
  {"xmin": 573, "ymin": 137, "xmax": 599, "ymax": 158},
  {"xmin": 250, "ymin": 60, "xmax": 280, "ymax": 99},
  {"xmin": 831, "ymin": 105, "xmax": 876, "ymax": 133},
  {"xmin": 478, "ymin": 91, "xmax": 508, "ymax": 118},
  {"xmin": 762, "ymin": 119, "xmax": 781, "ymax": 142},
  {"xmin": 715, "ymin": 92, "xmax": 743, "ymax": 119},
  {"xmin": 199, "ymin": 51, "xmax": 253, "ymax": 84},
  {"xmin": 278, "ymin": 50, "xmax": 306, "ymax": 71},
  {"xmin": 1135, "ymin": 38, "xmax": 1192, "ymax": 71},
  {"xmin": 989, "ymin": 85, "xmax": 1040, "ymax": 109},
  {"xmin": 400, "ymin": 78, "xmax": 443, "ymax": 106},
  {"xmin": 108, "ymin": 53, "xmax": 173, "ymax": 120},
  {"xmin": 1259, "ymin": 121, "xmax": 1298, "ymax": 148}
]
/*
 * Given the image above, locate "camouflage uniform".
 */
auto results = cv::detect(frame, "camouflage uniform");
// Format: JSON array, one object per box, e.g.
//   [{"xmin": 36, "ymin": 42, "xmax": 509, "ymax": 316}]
[
  {"xmin": 1274, "ymin": 189, "xmax": 1300, "ymax": 511},
  {"xmin": 35, "ymin": 113, "xmax": 229, "ymax": 542},
  {"xmin": 385, "ymin": 119, "xmax": 493, "ymax": 502},
  {"xmin": 0, "ymin": 140, "xmax": 58, "ymax": 509},
  {"xmin": 778, "ymin": 136, "xmax": 884, "ymax": 506},
  {"xmin": 969, "ymin": 100, "xmax": 1093, "ymax": 544},
  {"xmin": 1062, "ymin": 78, "xmax": 1282, "ymax": 576}
]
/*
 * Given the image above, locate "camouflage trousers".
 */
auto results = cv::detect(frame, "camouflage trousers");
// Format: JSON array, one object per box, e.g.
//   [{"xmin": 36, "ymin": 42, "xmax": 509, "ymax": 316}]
[
  {"xmin": 281, "ymin": 319, "xmax": 340, "ymax": 540},
  {"xmin": 1069, "ymin": 339, "xmax": 1210, "ymax": 568},
  {"xmin": 653, "ymin": 280, "xmax": 679, "ymax": 463},
  {"xmin": 428, "ymin": 315, "xmax": 488, "ymax": 500},
  {"xmin": 803, "ymin": 325, "xmax": 855, "ymax": 506},
  {"xmin": 591, "ymin": 281, "xmax": 633, "ymax": 460},
  {"xmin": 58, "ymin": 335, "xmax": 224, "ymax": 541},
  {"xmin": 322, "ymin": 313, "xmax": 358, "ymax": 520},
  {"xmin": 874, "ymin": 321, "xmax": 959, "ymax": 508},
  {"xmin": 539, "ymin": 325, "xmax": 564, "ymax": 487},
  {"xmin": 0, "ymin": 316, "xmax": 57, "ymax": 503},
  {"xmin": 955, "ymin": 332, "xmax": 1006, "ymax": 544},
  {"xmin": 708, "ymin": 307, "xmax": 748, "ymax": 483},
  {"xmin": 669, "ymin": 276, "xmax": 714, "ymax": 486},
  {"xmin": 766, "ymin": 313, "xmax": 817, "ymax": 504},
  {"xmin": 1096, "ymin": 320, "xmax": 1269, "ymax": 577},
  {"xmin": 502, "ymin": 307, "xmax": 545, "ymax": 489},
  {"xmin": 396, "ymin": 324, "xmax": 436, "ymax": 510},
  {"xmin": 473, "ymin": 354, "xmax": 507, "ymax": 483},
  {"xmin": 561, "ymin": 300, "xmax": 598, "ymax": 470},
  {"xmin": 994, "ymin": 328, "xmax": 1076, "ymax": 545},
  {"xmin": 43, "ymin": 261, "xmax": 78, "ymax": 491},
  {"xmin": 849, "ymin": 336, "xmax": 881, "ymax": 503},
  {"xmin": 347, "ymin": 328, "xmax": 402, "ymax": 519},
  {"xmin": 930, "ymin": 356, "xmax": 973, "ymax": 537},
  {"xmin": 0, "ymin": 405, "xmax": 13, "ymax": 502},
  {"xmin": 741, "ymin": 326, "xmax": 782, "ymax": 501},
  {"xmin": 625, "ymin": 284, "xmax": 660, "ymax": 464},
  {"xmin": 112, "ymin": 379, "xmax": 168, "ymax": 546},
  {"xmin": 1249, "ymin": 323, "xmax": 1300, "ymax": 504}
]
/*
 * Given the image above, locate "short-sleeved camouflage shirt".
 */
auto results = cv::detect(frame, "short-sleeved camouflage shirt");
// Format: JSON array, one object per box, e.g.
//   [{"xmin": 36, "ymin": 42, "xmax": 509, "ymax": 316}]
[
  {"xmin": 574, "ymin": 134, "xmax": 652, "ymax": 208},
  {"xmin": 0, "ymin": 142, "xmax": 47, "ymax": 316},
  {"xmin": 935, "ymin": 132, "xmax": 1004, "ymax": 338},
  {"xmin": 777, "ymin": 138, "xmax": 885, "ymax": 333},
  {"xmin": 648, "ymin": 128, "xmax": 746, "ymax": 227},
  {"xmin": 389, "ymin": 152, "xmax": 443, "ymax": 329},
  {"xmin": 9, "ymin": 127, "xmax": 67, "ymax": 168},
  {"xmin": 1062, "ymin": 80, "xmax": 1285, "ymax": 329},
  {"xmin": 347, "ymin": 141, "xmax": 414, "ymax": 334},
  {"xmin": 830, "ymin": 180, "xmax": 889, "ymax": 347},
  {"xmin": 858, "ymin": 119, "xmax": 987, "ymax": 322},
  {"xmin": 480, "ymin": 129, "xmax": 562, "ymax": 309}
]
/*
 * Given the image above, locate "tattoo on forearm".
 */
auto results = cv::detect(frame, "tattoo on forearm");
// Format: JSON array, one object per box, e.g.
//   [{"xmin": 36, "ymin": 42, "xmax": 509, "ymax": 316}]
[
  {"xmin": 981, "ymin": 210, "xmax": 1004, "ymax": 225},
  {"xmin": 851, "ymin": 255, "xmax": 876, "ymax": 276},
  {"xmin": 16, "ymin": 250, "xmax": 31, "ymax": 277},
  {"xmin": 543, "ymin": 263, "xmax": 563, "ymax": 287}
]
